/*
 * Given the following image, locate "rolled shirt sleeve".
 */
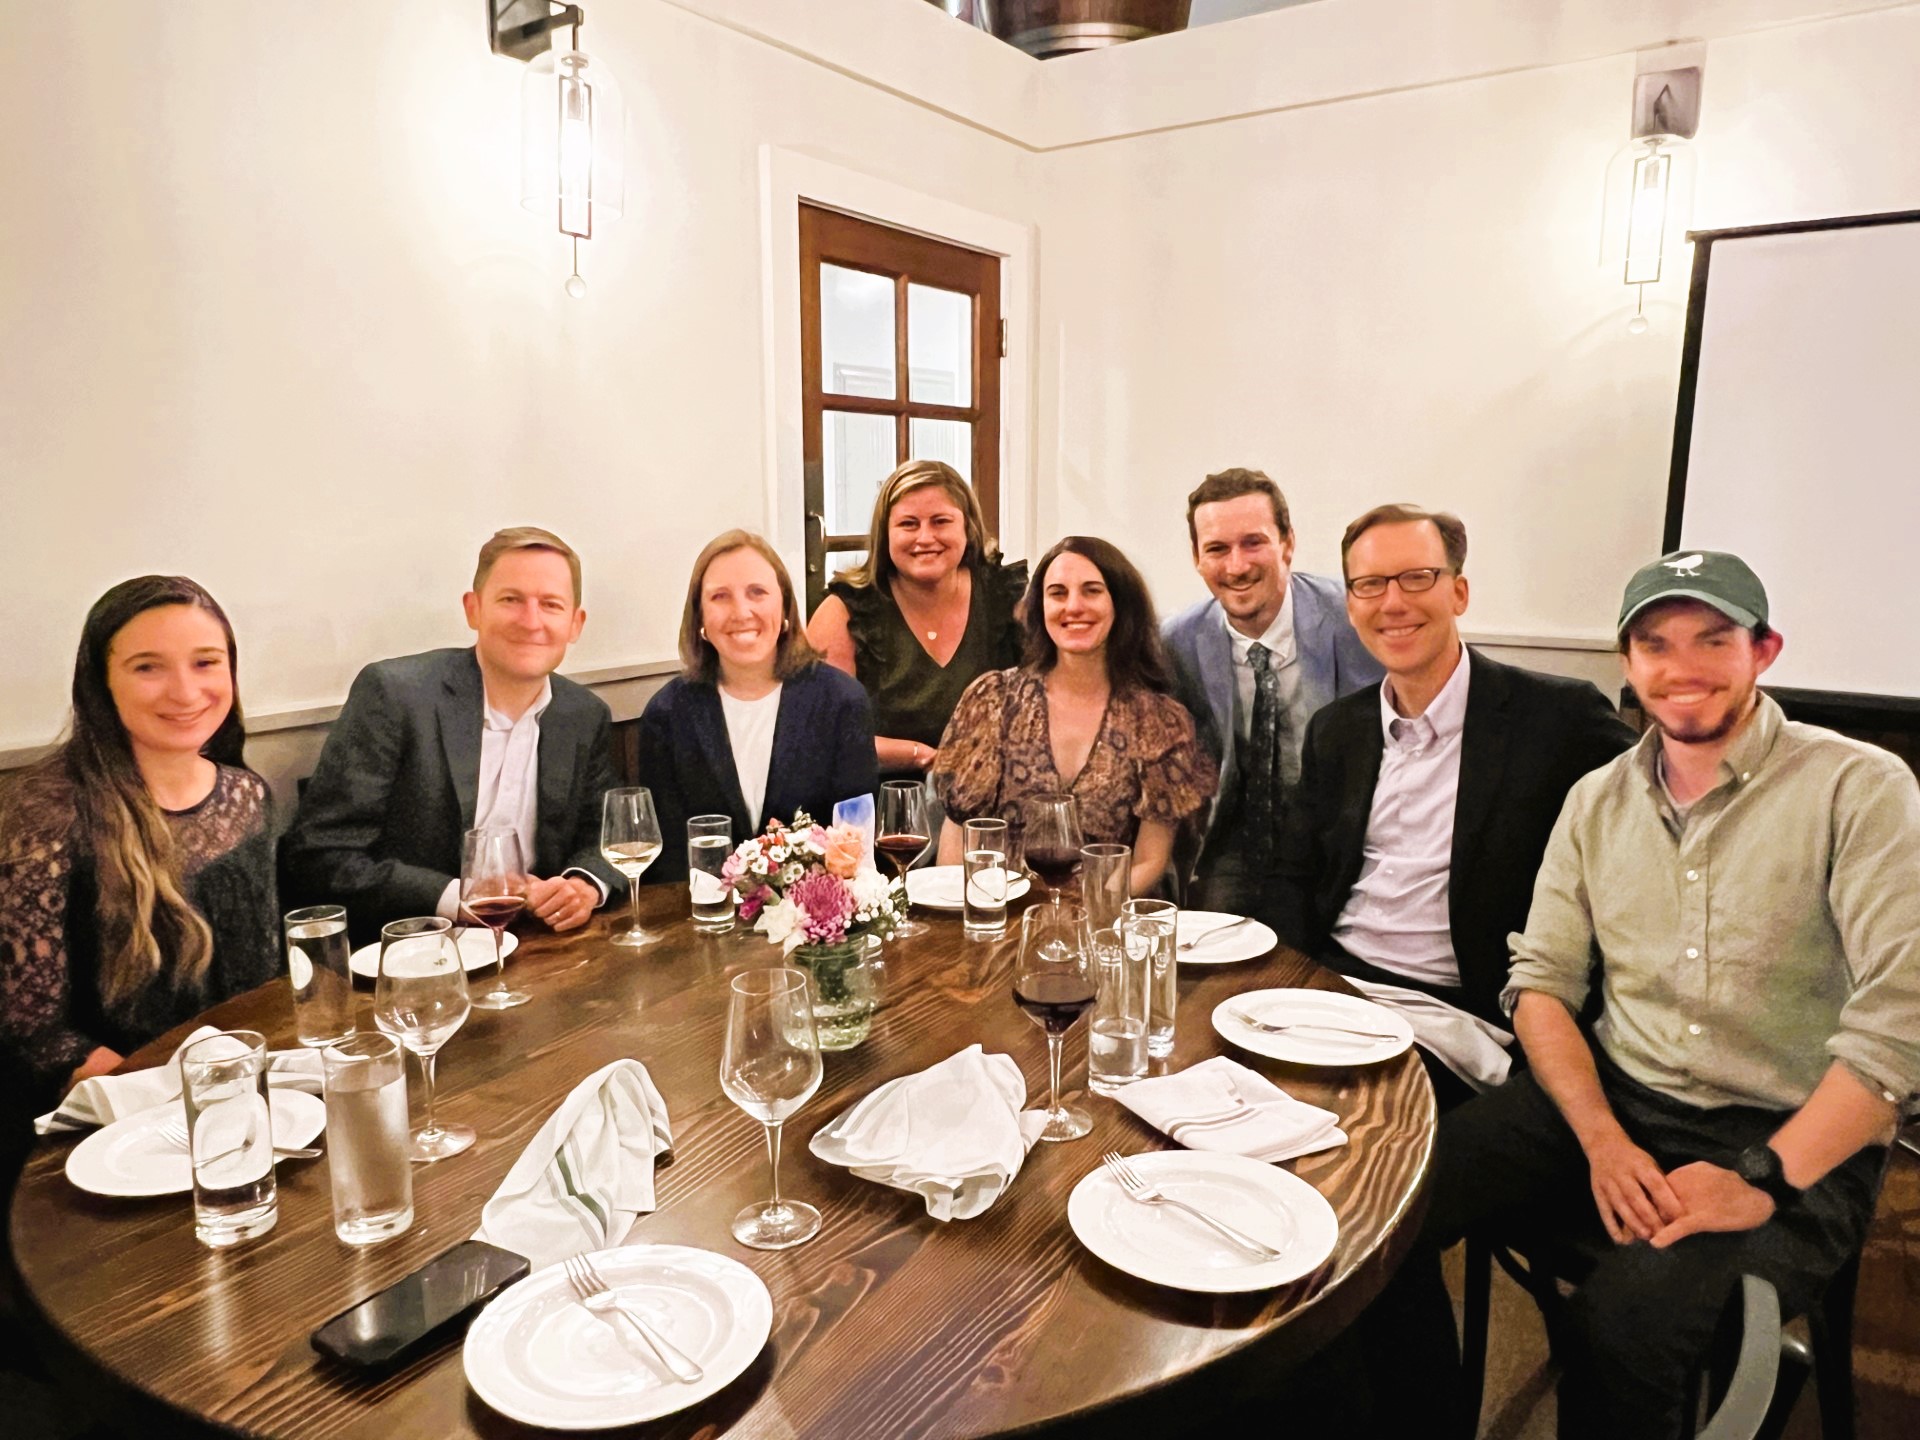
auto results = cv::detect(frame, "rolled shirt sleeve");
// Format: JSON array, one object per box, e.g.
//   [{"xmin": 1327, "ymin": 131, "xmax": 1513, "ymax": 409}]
[{"xmin": 1502, "ymin": 785, "xmax": 1603, "ymax": 1020}]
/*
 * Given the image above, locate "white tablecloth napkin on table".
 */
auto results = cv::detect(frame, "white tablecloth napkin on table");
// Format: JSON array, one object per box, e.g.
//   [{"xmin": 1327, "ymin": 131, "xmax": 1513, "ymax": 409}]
[
  {"xmin": 809, "ymin": 1044, "xmax": 1046, "ymax": 1221},
  {"xmin": 474, "ymin": 1059, "xmax": 674, "ymax": 1270},
  {"xmin": 1344, "ymin": 977, "xmax": 1515, "ymax": 1092},
  {"xmin": 34, "ymin": 1026, "xmax": 324, "ymax": 1135},
  {"xmin": 1115, "ymin": 1056, "xmax": 1347, "ymax": 1163}
]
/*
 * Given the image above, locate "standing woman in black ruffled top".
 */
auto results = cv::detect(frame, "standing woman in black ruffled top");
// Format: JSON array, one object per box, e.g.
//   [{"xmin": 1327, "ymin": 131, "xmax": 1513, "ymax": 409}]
[
  {"xmin": 806, "ymin": 459, "xmax": 1027, "ymax": 784},
  {"xmin": 0, "ymin": 577, "xmax": 279, "ymax": 1123}
]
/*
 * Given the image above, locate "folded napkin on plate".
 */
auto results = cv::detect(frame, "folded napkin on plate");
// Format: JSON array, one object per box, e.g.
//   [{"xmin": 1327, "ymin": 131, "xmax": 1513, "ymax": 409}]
[
  {"xmin": 474, "ymin": 1059, "xmax": 673, "ymax": 1270},
  {"xmin": 35, "ymin": 1026, "xmax": 324, "ymax": 1134},
  {"xmin": 809, "ymin": 1044, "xmax": 1046, "ymax": 1221},
  {"xmin": 1345, "ymin": 977, "xmax": 1514, "ymax": 1092},
  {"xmin": 1115, "ymin": 1056, "xmax": 1347, "ymax": 1163}
]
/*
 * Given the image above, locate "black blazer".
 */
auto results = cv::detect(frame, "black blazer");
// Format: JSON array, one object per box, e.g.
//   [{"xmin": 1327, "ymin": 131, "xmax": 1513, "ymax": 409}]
[
  {"xmin": 637, "ymin": 663, "xmax": 879, "ymax": 883},
  {"xmin": 282, "ymin": 647, "xmax": 622, "ymax": 946},
  {"xmin": 1260, "ymin": 649, "xmax": 1635, "ymax": 1024}
]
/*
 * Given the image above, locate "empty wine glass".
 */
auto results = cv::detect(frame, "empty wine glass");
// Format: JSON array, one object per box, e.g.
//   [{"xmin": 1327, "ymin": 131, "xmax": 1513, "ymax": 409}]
[
  {"xmin": 877, "ymin": 779, "xmax": 933, "ymax": 938},
  {"xmin": 720, "ymin": 968, "xmax": 824, "ymax": 1249},
  {"xmin": 1014, "ymin": 901, "xmax": 1095, "ymax": 1142},
  {"xmin": 1021, "ymin": 793, "xmax": 1084, "ymax": 903},
  {"xmin": 601, "ymin": 787, "xmax": 664, "ymax": 947},
  {"xmin": 462, "ymin": 827, "xmax": 529, "ymax": 1009},
  {"xmin": 372, "ymin": 917, "xmax": 475, "ymax": 1162}
]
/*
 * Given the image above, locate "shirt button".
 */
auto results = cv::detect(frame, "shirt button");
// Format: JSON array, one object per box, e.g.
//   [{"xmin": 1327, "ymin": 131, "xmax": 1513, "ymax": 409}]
[
  {"xmin": 1686, "ymin": 946, "xmax": 1699, "ymax": 959},
  {"xmin": 1686, "ymin": 870, "xmax": 1699, "ymax": 881},
  {"xmin": 1688, "ymin": 1023, "xmax": 1703, "ymax": 1036}
]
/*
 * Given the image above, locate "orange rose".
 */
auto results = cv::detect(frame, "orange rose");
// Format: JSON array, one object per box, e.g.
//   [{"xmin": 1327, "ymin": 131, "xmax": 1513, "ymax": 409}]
[{"xmin": 822, "ymin": 824, "xmax": 865, "ymax": 879}]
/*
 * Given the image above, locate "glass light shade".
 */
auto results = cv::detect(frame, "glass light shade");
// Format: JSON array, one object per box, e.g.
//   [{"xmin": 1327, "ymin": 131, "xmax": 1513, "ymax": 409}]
[
  {"xmin": 1599, "ymin": 135, "xmax": 1696, "ymax": 287},
  {"xmin": 519, "ymin": 49, "xmax": 624, "ymax": 239}
]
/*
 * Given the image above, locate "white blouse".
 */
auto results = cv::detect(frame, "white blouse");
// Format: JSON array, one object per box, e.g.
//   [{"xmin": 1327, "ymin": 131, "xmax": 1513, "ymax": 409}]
[{"xmin": 719, "ymin": 684, "xmax": 782, "ymax": 828}]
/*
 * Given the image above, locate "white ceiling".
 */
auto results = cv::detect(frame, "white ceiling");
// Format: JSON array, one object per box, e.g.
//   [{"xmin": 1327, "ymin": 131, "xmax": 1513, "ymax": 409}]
[{"xmin": 1188, "ymin": 0, "xmax": 1321, "ymax": 26}]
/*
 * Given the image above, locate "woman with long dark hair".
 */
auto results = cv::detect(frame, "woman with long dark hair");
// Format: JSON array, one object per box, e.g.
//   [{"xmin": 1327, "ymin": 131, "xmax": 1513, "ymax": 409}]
[
  {"xmin": 932, "ymin": 537, "xmax": 1216, "ymax": 895},
  {"xmin": 0, "ymin": 577, "xmax": 279, "ymax": 1114}
]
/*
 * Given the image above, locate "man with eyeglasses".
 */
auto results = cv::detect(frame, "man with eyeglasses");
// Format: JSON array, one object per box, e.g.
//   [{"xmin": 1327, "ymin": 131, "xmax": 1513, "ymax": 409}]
[{"xmin": 1258, "ymin": 503, "xmax": 1632, "ymax": 1102}]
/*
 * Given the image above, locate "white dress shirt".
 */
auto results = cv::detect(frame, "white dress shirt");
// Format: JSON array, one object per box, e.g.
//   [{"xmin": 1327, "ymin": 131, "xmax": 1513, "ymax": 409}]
[
  {"xmin": 437, "ymin": 680, "xmax": 606, "ymax": 918},
  {"xmin": 720, "ymin": 684, "xmax": 782, "ymax": 830},
  {"xmin": 1224, "ymin": 594, "xmax": 1303, "ymax": 756},
  {"xmin": 1330, "ymin": 652, "xmax": 1472, "ymax": 987}
]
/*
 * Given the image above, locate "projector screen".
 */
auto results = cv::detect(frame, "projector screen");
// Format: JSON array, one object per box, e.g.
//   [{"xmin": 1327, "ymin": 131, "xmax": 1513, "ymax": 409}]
[{"xmin": 1668, "ymin": 213, "xmax": 1920, "ymax": 705}]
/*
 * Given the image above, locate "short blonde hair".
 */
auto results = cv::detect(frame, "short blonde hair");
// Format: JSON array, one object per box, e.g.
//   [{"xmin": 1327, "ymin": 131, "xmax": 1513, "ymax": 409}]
[
  {"xmin": 838, "ymin": 459, "xmax": 996, "ymax": 591},
  {"xmin": 678, "ymin": 531, "xmax": 818, "ymax": 683},
  {"xmin": 473, "ymin": 527, "xmax": 583, "ymax": 604}
]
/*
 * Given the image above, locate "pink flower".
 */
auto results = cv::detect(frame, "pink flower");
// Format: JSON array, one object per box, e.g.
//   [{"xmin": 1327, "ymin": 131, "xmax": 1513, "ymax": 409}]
[
  {"xmin": 788, "ymin": 870, "xmax": 855, "ymax": 943},
  {"xmin": 821, "ymin": 824, "xmax": 864, "ymax": 879},
  {"xmin": 737, "ymin": 884, "xmax": 770, "ymax": 922}
]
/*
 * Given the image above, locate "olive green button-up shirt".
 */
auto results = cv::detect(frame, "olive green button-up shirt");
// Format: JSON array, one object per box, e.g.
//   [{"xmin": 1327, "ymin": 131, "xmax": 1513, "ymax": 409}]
[{"xmin": 1504, "ymin": 695, "xmax": 1920, "ymax": 1112}]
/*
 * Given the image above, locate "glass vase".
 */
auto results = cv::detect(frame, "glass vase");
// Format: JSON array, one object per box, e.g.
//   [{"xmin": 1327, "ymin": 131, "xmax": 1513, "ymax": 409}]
[{"xmin": 790, "ymin": 936, "xmax": 881, "ymax": 1051}]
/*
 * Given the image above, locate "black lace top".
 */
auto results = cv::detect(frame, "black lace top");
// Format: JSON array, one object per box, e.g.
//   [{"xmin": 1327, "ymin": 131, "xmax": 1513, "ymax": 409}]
[
  {"xmin": 0, "ymin": 764, "xmax": 280, "ymax": 1106},
  {"xmin": 828, "ymin": 557, "xmax": 1028, "ymax": 764}
]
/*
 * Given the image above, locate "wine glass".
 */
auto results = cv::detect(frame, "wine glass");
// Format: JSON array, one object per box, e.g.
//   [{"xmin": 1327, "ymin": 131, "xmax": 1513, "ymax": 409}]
[
  {"xmin": 877, "ymin": 779, "xmax": 933, "ymax": 938},
  {"xmin": 1021, "ymin": 793, "xmax": 1084, "ymax": 904},
  {"xmin": 462, "ymin": 827, "xmax": 530, "ymax": 1009},
  {"xmin": 720, "ymin": 968, "xmax": 824, "ymax": 1249},
  {"xmin": 372, "ymin": 916, "xmax": 475, "ymax": 1162},
  {"xmin": 1013, "ymin": 901, "xmax": 1096, "ymax": 1142},
  {"xmin": 601, "ymin": 787, "xmax": 663, "ymax": 947}
]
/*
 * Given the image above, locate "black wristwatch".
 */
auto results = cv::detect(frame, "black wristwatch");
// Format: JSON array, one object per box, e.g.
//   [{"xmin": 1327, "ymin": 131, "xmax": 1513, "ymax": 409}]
[{"xmin": 1731, "ymin": 1143, "xmax": 1799, "ymax": 1208}]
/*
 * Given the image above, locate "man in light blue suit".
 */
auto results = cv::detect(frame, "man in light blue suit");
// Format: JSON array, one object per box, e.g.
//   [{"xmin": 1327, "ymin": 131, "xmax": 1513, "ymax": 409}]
[{"xmin": 1162, "ymin": 469, "xmax": 1383, "ymax": 911}]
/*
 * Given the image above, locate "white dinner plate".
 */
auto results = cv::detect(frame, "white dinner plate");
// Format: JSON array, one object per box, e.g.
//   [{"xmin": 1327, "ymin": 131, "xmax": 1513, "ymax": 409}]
[
  {"xmin": 348, "ymin": 927, "xmax": 518, "ymax": 979},
  {"xmin": 464, "ymin": 1244, "xmax": 774, "ymax": 1430},
  {"xmin": 1068, "ymin": 1151, "xmax": 1338, "ymax": 1293},
  {"xmin": 905, "ymin": 864, "xmax": 1031, "ymax": 911},
  {"xmin": 1212, "ymin": 988, "xmax": 1415, "ymax": 1066},
  {"xmin": 1176, "ymin": 910, "xmax": 1279, "ymax": 965},
  {"xmin": 64, "ymin": 1090, "xmax": 326, "ymax": 1198}
]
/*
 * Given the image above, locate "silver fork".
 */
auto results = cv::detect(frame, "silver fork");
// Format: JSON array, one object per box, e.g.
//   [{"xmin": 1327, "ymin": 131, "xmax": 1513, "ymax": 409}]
[
  {"xmin": 563, "ymin": 1254, "xmax": 705, "ymax": 1383},
  {"xmin": 1100, "ymin": 1152, "xmax": 1283, "ymax": 1259},
  {"xmin": 1227, "ymin": 1008, "xmax": 1401, "ymax": 1042},
  {"xmin": 160, "ymin": 1117, "xmax": 321, "ymax": 1161},
  {"xmin": 1178, "ymin": 915, "xmax": 1256, "ymax": 952}
]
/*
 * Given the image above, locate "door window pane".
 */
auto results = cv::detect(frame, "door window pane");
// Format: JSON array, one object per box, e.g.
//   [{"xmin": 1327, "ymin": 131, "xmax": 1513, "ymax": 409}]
[
  {"xmin": 827, "ymin": 550, "xmax": 867, "ymax": 581},
  {"xmin": 821, "ymin": 265, "xmax": 896, "ymax": 398},
  {"xmin": 824, "ymin": 410, "xmax": 899, "ymax": 534},
  {"xmin": 907, "ymin": 283, "xmax": 971, "ymax": 406},
  {"xmin": 909, "ymin": 418, "xmax": 972, "ymax": 483}
]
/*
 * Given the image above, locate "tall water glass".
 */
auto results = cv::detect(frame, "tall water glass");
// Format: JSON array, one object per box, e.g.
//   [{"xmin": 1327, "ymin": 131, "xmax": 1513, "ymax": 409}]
[
  {"xmin": 1123, "ymin": 898, "xmax": 1180, "ymax": 1057},
  {"xmin": 878, "ymin": 780, "xmax": 933, "ymax": 938},
  {"xmin": 462, "ymin": 827, "xmax": 530, "ymax": 1009},
  {"xmin": 322, "ymin": 1033, "xmax": 414, "ymax": 1245},
  {"xmin": 373, "ymin": 917, "xmax": 475, "ymax": 1162},
  {"xmin": 284, "ymin": 904, "xmax": 355, "ymax": 1047},
  {"xmin": 1014, "ymin": 902, "xmax": 1095, "ymax": 1142},
  {"xmin": 181, "ymin": 1030, "xmax": 276, "ymax": 1248},
  {"xmin": 1088, "ymin": 925, "xmax": 1148, "ymax": 1092},
  {"xmin": 720, "ymin": 969, "xmax": 824, "ymax": 1250},
  {"xmin": 962, "ymin": 817, "xmax": 1011, "ymax": 937},
  {"xmin": 1079, "ymin": 844, "xmax": 1131, "ymax": 932},
  {"xmin": 688, "ymin": 814, "xmax": 735, "ymax": 931},
  {"xmin": 601, "ymin": 787, "xmax": 664, "ymax": 947}
]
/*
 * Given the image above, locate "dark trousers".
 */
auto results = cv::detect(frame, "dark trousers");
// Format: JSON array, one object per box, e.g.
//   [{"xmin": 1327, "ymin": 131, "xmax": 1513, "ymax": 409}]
[{"xmin": 1363, "ymin": 1053, "xmax": 1884, "ymax": 1440}]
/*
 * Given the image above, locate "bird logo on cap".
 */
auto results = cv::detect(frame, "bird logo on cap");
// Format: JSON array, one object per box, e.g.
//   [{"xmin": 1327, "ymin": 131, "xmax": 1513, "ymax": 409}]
[{"xmin": 1663, "ymin": 553, "xmax": 1705, "ymax": 576}]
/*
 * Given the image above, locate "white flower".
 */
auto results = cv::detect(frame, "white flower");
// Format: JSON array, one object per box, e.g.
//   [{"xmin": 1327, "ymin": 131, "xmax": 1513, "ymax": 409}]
[
  {"xmin": 780, "ymin": 861, "xmax": 805, "ymax": 886},
  {"xmin": 850, "ymin": 869, "xmax": 892, "ymax": 912},
  {"xmin": 768, "ymin": 844, "xmax": 789, "ymax": 865},
  {"xmin": 754, "ymin": 896, "xmax": 805, "ymax": 952}
]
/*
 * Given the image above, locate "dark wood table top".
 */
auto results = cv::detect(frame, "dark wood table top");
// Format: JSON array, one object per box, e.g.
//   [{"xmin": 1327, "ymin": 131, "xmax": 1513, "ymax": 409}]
[{"xmin": 11, "ymin": 886, "xmax": 1434, "ymax": 1439}]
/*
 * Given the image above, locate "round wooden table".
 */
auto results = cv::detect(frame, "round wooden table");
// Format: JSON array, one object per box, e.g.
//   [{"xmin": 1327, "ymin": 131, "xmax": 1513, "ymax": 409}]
[{"xmin": 11, "ymin": 886, "xmax": 1434, "ymax": 1438}]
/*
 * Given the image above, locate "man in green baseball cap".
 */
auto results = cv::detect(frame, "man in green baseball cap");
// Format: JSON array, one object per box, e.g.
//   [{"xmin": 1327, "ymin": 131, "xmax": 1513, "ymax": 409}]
[{"xmin": 1358, "ymin": 547, "xmax": 1920, "ymax": 1439}]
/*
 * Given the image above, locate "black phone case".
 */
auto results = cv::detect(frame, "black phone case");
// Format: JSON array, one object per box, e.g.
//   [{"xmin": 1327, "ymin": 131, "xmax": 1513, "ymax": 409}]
[{"xmin": 310, "ymin": 1240, "xmax": 531, "ymax": 1370}]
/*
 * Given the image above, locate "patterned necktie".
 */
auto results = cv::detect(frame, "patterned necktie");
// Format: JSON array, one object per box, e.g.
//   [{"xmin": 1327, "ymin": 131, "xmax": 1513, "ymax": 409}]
[{"xmin": 1246, "ymin": 642, "xmax": 1285, "ymax": 869}]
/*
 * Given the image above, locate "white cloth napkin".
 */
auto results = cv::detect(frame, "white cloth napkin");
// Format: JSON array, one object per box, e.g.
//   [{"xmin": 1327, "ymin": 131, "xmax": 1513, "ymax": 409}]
[
  {"xmin": 1115, "ymin": 1056, "xmax": 1347, "ymax": 1162},
  {"xmin": 474, "ymin": 1059, "xmax": 674, "ymax": 1270},
  {"xmin": 809, "ymin": 1044, "xmax": 1046, "ymax": 1221},
  {"xmin": 34, "ymin": 1026, "xmax": 324, "ymax": 1134},
  {"xmin": 1345, "ymin": 977, "xmax": 1515, "ymax": 1092}
]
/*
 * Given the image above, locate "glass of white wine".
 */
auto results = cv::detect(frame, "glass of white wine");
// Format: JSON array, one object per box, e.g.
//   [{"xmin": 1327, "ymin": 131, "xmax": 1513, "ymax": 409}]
[
  {"xmin": 720, "ymin": 968, "xmax": 824, "ymax": 1250},
  {"xmin": 372, "ymin": 916, "xmax": 474, "ymax": 1162},
  {"xmin": 601, "ymin": 787, "xmax": 663, "ymax": 948}
]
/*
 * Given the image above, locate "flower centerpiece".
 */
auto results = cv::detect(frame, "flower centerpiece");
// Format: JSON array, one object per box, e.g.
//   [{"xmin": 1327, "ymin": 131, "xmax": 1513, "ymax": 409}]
[{"xmin": 723, "ymin": 812, "xmax": 906, "ymax": 1049}]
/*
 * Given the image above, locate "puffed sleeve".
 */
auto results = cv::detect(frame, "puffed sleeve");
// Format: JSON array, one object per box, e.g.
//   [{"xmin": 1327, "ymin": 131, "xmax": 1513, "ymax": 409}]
[
  {"xmin": 1131, "ymin": 692, "xmax": 1219, "ymax": 826},
  {"xmin": 932, "ymin": 669, "xmax": 1011, "ymax": 824}
]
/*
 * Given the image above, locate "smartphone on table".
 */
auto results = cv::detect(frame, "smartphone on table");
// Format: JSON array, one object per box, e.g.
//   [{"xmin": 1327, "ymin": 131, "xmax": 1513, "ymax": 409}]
[{"xmin": 310, "ymin": 1239, "xmax": 530, "ymax": 1369}]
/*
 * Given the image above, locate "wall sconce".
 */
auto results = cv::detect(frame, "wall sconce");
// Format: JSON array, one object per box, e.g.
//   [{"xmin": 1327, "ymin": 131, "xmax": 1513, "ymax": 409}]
[
  {"xmin": 490, "ymin": 1, "xmax": 625, "ymax": 298},
  {"xmin": 1602, "ymin": 60, "xmax": 1701, "ymax": 333}
]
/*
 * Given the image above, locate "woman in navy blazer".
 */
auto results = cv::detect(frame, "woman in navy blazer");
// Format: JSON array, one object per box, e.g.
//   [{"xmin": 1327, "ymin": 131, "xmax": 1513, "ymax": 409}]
[{"xmin": 638, "ymin": 531, "xmax": 878, "ymax": 883}]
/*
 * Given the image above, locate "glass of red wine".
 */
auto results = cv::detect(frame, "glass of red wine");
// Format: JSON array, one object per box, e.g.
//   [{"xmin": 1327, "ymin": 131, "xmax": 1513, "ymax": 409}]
[
  {"xmin": 1021, "ymin": 793, "xmax": 1084, "ymax": 905},
  {"xmin": 461, "ymin": 827, "xmax": 530, "ymax": 1010},
  {"xmin": 877, "ymin": 780, "xmax": 933, "ymax": 938},
  {"xmin": 1013, "ymin": 900, "xmax": 1095, "ymax": 1142}
]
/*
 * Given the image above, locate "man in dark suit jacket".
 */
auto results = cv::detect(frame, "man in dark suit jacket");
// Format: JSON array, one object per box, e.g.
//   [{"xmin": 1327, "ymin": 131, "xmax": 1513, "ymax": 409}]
[
  {"xmin": 284, "ymin": 528, "xmax": 623, "ymax": 947},
  {"xmin": 1260, "ymin": 504, "xmax": 1634, "ymax": 1047}
]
